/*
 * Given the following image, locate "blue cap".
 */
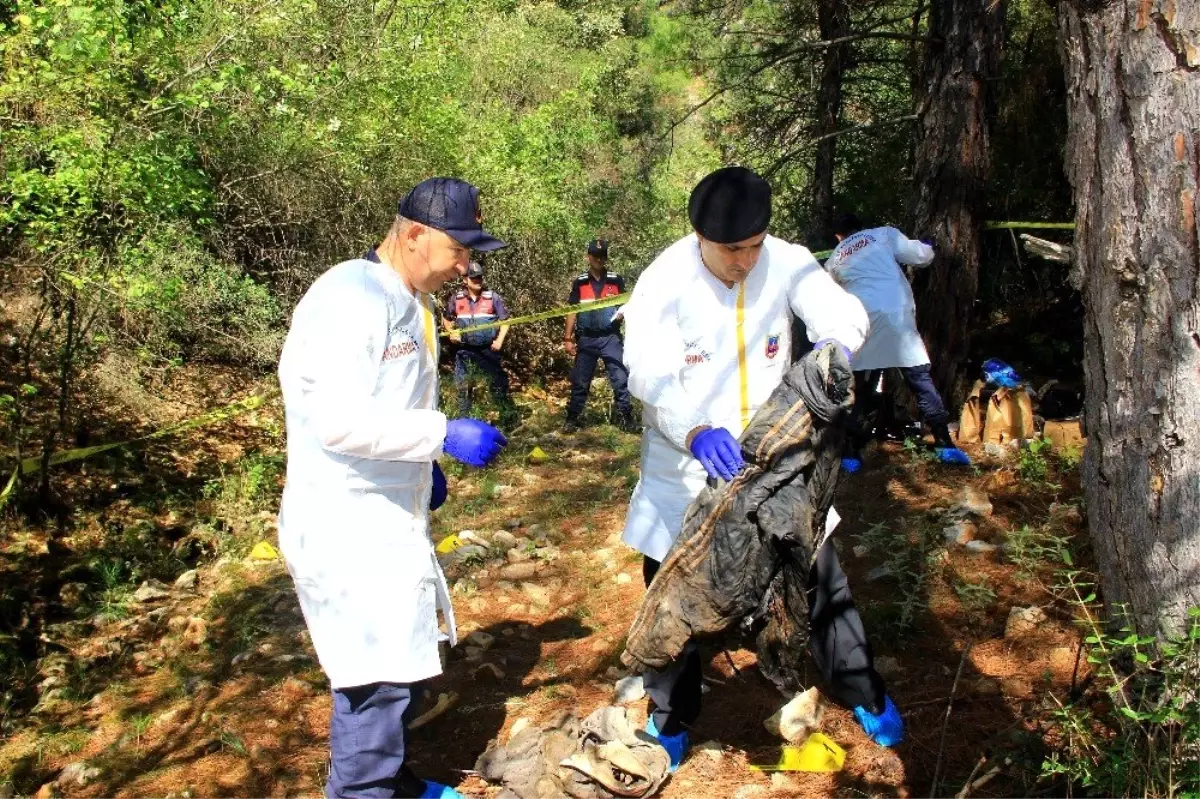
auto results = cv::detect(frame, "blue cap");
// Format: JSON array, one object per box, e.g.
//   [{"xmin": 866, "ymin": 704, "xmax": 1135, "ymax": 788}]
[{"xmin": 398, "ymin": 177, "xmax": 507, "ymax": 252}]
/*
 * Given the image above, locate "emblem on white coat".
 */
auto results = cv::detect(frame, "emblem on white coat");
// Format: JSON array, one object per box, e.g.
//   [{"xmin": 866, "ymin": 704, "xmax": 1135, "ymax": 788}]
[
  {"xmin": 766, "ymin": 334, "xmax": 780, "ymax": 359},
  {"xmin": 683, "ymin": 338, "xmax": 711, "ymax": 366},
  {"xmin": 381, "ymin": 326, "xmax": 419, "ymax": 362}
]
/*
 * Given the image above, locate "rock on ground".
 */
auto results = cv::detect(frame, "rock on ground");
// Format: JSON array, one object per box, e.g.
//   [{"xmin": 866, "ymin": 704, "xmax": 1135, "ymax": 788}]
[
  {"xmin": 613, "ymin": 675, "xmax": 646, "ymax": 704},
  {"xmin": 1005, "ymin": 605, "xmax": 1049, "ymax": 639},
  {"xmin": 764, "ymin": 687, "xmax": 824, "ymax": 743}
]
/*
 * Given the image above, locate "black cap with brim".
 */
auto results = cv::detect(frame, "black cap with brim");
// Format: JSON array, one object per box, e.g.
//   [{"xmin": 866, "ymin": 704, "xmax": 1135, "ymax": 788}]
[
  {"xmin": 445, "ymin": 227, "xmax": 507, "ymax": 252},
  {"xmin": 688, "ymin": 166, "xmax": 772, "ymax": 244}
]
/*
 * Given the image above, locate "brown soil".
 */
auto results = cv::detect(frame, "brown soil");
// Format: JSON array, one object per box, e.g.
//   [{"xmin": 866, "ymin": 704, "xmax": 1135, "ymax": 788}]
[{"xmin": 0, "ymin": 355, "xmax": 1088, "ymax": 798}]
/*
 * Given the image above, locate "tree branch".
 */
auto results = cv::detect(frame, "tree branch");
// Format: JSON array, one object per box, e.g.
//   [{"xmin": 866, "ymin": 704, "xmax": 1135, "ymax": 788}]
[{"xmin": 764, "ymin": 114, "xmax": 917, "ymax": 175}]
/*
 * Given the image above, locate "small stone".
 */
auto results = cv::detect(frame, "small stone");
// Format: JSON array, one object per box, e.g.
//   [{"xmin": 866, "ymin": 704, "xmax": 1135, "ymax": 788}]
[
  {"xmin": 499, "ymin": 562, "xmax": 538, "ymax": 581},
  {"xmin": 614, "ymin": 675, "xmax": 646, "ymax": 704},
  {"xmin": 231, "ymin": 652, "xmax": 253, "ymax": 666},
  {"xmin": 133, "ymin": 580, "xmax": 171, "ymax": 603},
  {"xmin": 946, "ymin": 486, "xmax": 993, "ymax": 519},
  {"xmin": 764, "ymin": 686, "xmax": 824, "ymax": 743},
  {"xmin": 458, "ymin": 530, "xmax": 489, "ymax": 546},
  {"xmin": 770, "ymin": 773, "xmax": 792, "ymax": 789},
  {"xmin": 943, "ymin": 520, "xmax": 978, "ymax": 545},
  {"xmin": 463, "ymin": 646, "xmax": 486, "ymax": 662},
  {"xmin": 496, "ymin": 581, "xmax": 516, "ymax": 592},
  {"xmin": 734, "ymin": 786, "xmax": 768, "ymax": 799},
  {"xmin": 533, "ymin": 546, "xmax": 561, "ymax": 562},
  {"xmin": 57, "ymin": 762, "xmax": 100, "ymax": 787},
  {"xmin": 614, "ymin": 573, "xmax": 632, "ymax": 585},
  {"xmin": 506, "ymin": 547, "xmax": 532, "ymax": 564},
  {"xmin": 983, "ymin": 442, "xmax": 1011, "ymax": 459},
  {"xmin": 965, "ymin": 540, "xmax": 999, "ymax": 555},
  {"xmin": 173, "ymin": 570, "xmax": 199, "ymax": 591},
  {"xmin": 508, "ymin": 717, "xmax": 532, "ymax": 741},
  {"xmin": 504, "ymin": 519, "xmax": 523, "ymax": 530},
  {"xmin": 492, "ymin": 530, "xmax": 518, "ymax": 549},
  {"xmin": 874, "ymin": 656, "xmax": 902, "ymax": 678},
  {"xmin": 58, "ymin": 582, "xmax": 88, "ymax": 607},
  {"xmin": 695, "ymin": 740, "xmax": 724, "ymax": 758},
  {"xmin": 501, "ymin": 627, "xmax": 516, "ymax": 637},
  {"xmin": 1005, "ymin": 605, "xmax": 1048, "ymax": 638},
  {"xmin": 465, "ymin": 631, "xmax": 495, "ymax": 650},
  {"xmin": 591, "ymin": 638, "xmax": 611, "ymax": 653},
  {"xmin": 182, "ymin": 617, "xmax": 208, "ymax": 649},
  {"xmin": 852, "ymin": 545, "xmax": 869, "ymax": 559},
  {"xmin": 1001, "ymin": 677, "xmax": 1032, "ymax": 697},
  {"xmin": 521, "ymin": 583, "xmax": 551, "ymax": 606},
  {"xmin": 471, "ymin": 663, "xmax": 505, "ymax": 681},
  {"xmin": 167, "ymin": 615, "xmax": 190, "ymax": 633}
]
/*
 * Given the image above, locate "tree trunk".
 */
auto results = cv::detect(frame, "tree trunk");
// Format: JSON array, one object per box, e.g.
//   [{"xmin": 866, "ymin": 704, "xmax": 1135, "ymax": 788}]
[
  {"xmin": 911, "ymin": 0, "xmax": 1005, "ymax": 404},
  {"xmin": 1058, "ymin": 0, "xmax": 1200, "ymax": 639},
  {"xmin": 807, "ymin": 0, "xmax": 851, "ymax": 246}
]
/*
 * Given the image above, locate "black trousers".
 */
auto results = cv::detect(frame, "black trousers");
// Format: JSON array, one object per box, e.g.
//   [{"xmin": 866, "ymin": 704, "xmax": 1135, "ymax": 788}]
[
  {"xmin": 847, "ymin": 363, "xmax": 952, "ymax": 453},
  {"xmin": 566, "ymin": 333, "xmax": 632, "ymax": 421},
  {"xmin": 641, "ymin": 540, "xmax": 886, "ymax": 735}
]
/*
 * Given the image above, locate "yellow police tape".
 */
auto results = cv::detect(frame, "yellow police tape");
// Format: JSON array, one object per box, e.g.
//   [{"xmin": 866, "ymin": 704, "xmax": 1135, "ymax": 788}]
[
  {"xmin": 0, "ymin": 390, "xmax": 274, "ymax": 510},
  {"xmin": 3, "ymin": 219, "xmax": 1070, "ymax": 502}
]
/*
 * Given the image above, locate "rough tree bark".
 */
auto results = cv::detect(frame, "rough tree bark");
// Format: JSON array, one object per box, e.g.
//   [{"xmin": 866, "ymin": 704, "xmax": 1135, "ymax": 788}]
[
  {"xmin": 807, "ymin": 0, "xmax": 851, "ymax": 245},
  {"xmin": 910, "ymin": 0, "xmax": 1005, "ymax": 404},
  {"xmin": 1058, "ymin": 0, "xmax": 1200, "ymax": 638}
]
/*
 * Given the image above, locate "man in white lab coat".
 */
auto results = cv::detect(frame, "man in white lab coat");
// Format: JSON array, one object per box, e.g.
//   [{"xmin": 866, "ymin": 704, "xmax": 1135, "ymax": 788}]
[
  {"xmin": 824, "ymin": 212, "xmax": 971, "ymax": 470},
  {"xmin": 621, "ymin": 167, "xmax": 905, "ymax": 770},
  {"xmin": 278, "ymin": 177, "xmax": 510, "ymax": 799}
]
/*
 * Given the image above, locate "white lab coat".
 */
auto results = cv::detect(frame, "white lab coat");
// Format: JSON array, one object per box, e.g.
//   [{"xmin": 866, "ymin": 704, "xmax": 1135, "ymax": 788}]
[
  {"xmin": 621, "ymin": 234, "xmax": 869, "ymax": 562},
  {"xmin": 823, "ymin": 227, "xmax": 935, "ymax": 371},
  {"xmin": 277, "ymin": 256, "xmax": 455, "ymax": 689}
]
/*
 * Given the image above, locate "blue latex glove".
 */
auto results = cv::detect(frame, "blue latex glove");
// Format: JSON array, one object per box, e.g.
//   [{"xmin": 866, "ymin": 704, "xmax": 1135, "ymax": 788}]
[
  {"xmin": 646, "ymin": 717, "xmax": 689, "ymax": 772},
  {"xmin": 444, "ymin": 418, "xmax": 507, "ymax": 468},
  {"xmin": 689, "ymin": 427, "xmax": 745, "ymax": 482},
  {"xmin": 935, "ymin": 447, "xmax": 972, "ymax": 466},
  {"xmin": 814, "ymin": 337, "xmax": 852, "ymax": 363},
  {"xmin": 418, "ymin": 781, "xmax": 463, "ymax": 799},
  {"xmin": 919, "ymin": 237, "xmax": 935, "ymax": 248},
  {"xmin": 841, "ymin": 456, "xmax": 862, "ymax": 474},
  {"xmin": 430, "ymin": 461, "xmax": 447, "ymax": 510},
  {"xmin": 854, "ymin": 695, "xmax": 905, "ymax": 747}
]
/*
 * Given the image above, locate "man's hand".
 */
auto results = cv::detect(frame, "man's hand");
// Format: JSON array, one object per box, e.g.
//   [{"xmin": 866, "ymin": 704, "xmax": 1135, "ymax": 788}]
[
  {"xmin": 444, "ymin": 418, "xmax": 508, "ymax": 468},
  {"xmin": 688, "ymin": 427, "xmax": 746, "ymax": 482},
  {"xmin": 564, "ymin": 340, "xmax": 577, "ymax": 357},
  {"xmin": 490, "ymin": 339, "xmax": 502, "ymax": 352},
  {"xmin": 430, "ymin": 461, "xmax": 448, "ymax": 510}
]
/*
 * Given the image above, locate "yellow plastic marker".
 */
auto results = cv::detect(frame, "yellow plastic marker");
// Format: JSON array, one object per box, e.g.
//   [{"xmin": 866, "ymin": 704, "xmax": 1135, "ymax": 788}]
[
  {"xmin": 528, "ymin": 446, "xmax": 550, "ymax": 463},
  {"xmin": 750, "ymin": 733, "xmax": 846, "ymax": 773},
  {"xmin": 435, "ymin": 534, "xmax": 464, "ymax": 555},
  {"xmin": 250, "ymin": 541, "xmax": 280, "ymax": 560}
]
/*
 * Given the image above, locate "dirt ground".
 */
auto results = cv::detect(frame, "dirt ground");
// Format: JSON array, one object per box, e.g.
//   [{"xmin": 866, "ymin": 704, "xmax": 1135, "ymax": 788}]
[{"xmin": 0, "ymin": 362, "xmax": 1089, "ymax": 799}]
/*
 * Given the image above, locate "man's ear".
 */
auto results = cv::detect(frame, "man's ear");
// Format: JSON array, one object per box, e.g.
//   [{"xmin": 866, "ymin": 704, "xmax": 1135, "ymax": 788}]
[{"xmin": 402, "ymin": 221, "xmax": 426, "ymax": 250}]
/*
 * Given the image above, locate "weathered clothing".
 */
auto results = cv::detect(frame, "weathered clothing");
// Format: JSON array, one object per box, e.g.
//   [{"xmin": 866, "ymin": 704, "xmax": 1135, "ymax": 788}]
[{"xmin": 622, "ymin": 345, "xmax": 862, "ymax": 696}]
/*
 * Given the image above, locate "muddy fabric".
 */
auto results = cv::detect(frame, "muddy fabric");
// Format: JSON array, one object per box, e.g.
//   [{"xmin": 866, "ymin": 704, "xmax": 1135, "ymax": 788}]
[
  {"xmin": 475, "ymin": 706, "xmax": 669, "ymax": 799},
  {"xmin": 621, "ymin": 344, "xmax": 853, "ymax": 694}
]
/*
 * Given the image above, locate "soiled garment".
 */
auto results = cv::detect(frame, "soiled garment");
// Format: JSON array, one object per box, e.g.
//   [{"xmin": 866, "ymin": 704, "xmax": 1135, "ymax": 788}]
[
  {"xmin": 621, "ymin": 344, "xmax": 852, "ymax": 693},
  {"xmin": 475, "ymin": 706, "xmax": 670, "ymax": 799}
]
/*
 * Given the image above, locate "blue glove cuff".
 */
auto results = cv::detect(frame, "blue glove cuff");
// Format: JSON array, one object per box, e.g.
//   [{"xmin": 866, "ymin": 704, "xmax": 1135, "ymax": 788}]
[{"xmin": 814, "ymin": 338, "xmax": 853, "ymax": 363}]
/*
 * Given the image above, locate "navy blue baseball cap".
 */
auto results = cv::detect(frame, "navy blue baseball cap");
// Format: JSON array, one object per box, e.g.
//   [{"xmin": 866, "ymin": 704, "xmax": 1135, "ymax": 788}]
[{"xmin": 398, "ymin": 177, "xmax": 507, "ymax": 252}]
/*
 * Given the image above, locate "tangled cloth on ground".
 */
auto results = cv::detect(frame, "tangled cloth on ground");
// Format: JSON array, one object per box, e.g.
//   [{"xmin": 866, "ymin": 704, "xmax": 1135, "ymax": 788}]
[
  {"xmin": 621, "ymin": 343, "xmax": 853, "ymax": 693},
  {"xmin": 475, "ymin": 705, "xmax": 670, "ymax": 799}
]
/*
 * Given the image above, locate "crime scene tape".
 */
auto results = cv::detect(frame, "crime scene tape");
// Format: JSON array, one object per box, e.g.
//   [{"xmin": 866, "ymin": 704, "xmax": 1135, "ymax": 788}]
[
  {"xmin": 439, "ymin": 291, "xmax": 631, "ymax": 338},
  {"xmin": 984, "ymin": 221, "xmax": 1075, "ymax": 230},
  {"xmin": 0, "ymin": 390, "xmax": 275, "ymax": 510}
]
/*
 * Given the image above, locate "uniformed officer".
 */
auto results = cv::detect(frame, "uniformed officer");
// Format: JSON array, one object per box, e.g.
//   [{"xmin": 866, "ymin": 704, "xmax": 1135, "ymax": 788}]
[
  {"xmin": 277, "ymin": 177, "xmax": 509, "ymax": 799},
  {"xmin": 563, "ymin": 239, "xmax": 635, "ymax": 432},
  {"xmin": 442, "ymin": 261, "xmax": 515, "ymax": 423}
]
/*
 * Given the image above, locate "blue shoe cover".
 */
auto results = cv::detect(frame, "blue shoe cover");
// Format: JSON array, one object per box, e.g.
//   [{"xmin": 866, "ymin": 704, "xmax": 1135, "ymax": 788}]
[
  {"xmin": 645, "ymin": 716, "xmax": 689, "ymax": 772},
  {"xmin": 841, "ymin": 457, "xmax": 862, "ymax": 474},
  {"xmin": 935, "ymin": 447, "xmax": 972, "ymax": 465},
  {"xmin": 418, "ymin": 781, "xmax": 463, "ymax": 799},
  {"xmin": 854, "ymin": 695, "xmax": 905, "ymax": 747}
]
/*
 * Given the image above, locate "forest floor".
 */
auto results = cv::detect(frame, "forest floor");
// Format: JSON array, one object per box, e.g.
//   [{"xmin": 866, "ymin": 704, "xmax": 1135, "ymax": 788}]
[{"xmin": 0, "ymin": 350, "xmax": 1091, "ymax": 799}]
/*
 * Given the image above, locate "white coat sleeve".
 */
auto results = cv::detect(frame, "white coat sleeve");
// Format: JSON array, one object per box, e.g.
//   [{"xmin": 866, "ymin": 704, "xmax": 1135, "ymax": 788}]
[
  {"xmin": 287, "ymin": 277, "xmax": 446, "ymax": 461},
  {"xmin": 622, "ymin": 271, "xmax": 710, "ymax": 450},
  {"xmin": 787, "ymin": 245, "xmax": 870, "ymax": 354},
  {"xmin": 889, "ymin": 227, "xmax": 935, "ymax": 267}
]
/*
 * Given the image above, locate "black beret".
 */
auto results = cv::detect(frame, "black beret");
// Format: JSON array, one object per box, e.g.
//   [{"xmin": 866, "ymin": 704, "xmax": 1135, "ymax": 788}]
[{"xmin": 688, "ymin": 166, "xmax": 772, "ymax": 243}]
